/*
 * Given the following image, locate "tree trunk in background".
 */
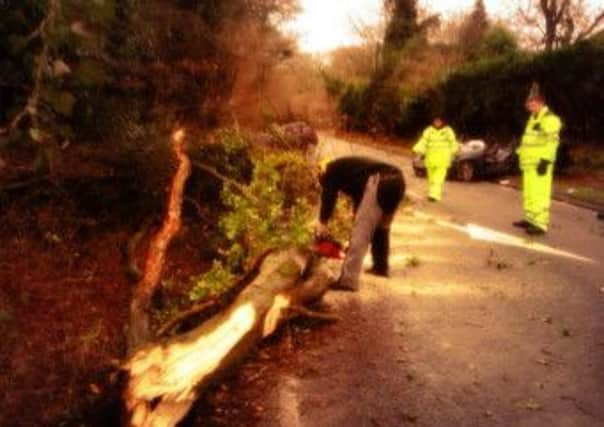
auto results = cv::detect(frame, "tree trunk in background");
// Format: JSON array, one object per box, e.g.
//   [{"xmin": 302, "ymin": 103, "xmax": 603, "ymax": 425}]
[
  {"xmin": 383, "ymin": 0, "xmax": 419, "ymax": 53},
  {"xmin": 542, "ymin": 0, "xmax": 562, "ymax": 51}
]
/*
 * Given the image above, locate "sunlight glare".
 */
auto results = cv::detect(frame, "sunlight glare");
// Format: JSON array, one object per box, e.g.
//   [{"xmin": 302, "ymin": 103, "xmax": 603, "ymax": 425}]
[
  {"xmin": 289, "ymin": 0, "xmax": 511, "ymax": 53},
  {"xmin": 412, "ymin": 211, "xmax": 596, "ymax": 264},
  {"xmin": 287, "ymin": 0, "xmax": 381, "ymax": 53},
  {"xmin": 464, "ymin": 223, "xmax": 595, "ymax": 263}
]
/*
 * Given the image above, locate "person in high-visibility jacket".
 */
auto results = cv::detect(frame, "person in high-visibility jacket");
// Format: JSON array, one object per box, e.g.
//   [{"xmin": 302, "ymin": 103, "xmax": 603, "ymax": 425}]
[
  {"xmin": 412, "ymin": 117, "xmax": 460, "ymax": 201},
  {"xmin": 514, "ymin": 88, "xmax": 562, "ymax": 235}
]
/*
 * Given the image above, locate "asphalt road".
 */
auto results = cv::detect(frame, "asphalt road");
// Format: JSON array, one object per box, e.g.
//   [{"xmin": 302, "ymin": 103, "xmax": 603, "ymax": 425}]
[{"xmin": 252, "ymin": 136, "xmax": 604, "ymax": 427}]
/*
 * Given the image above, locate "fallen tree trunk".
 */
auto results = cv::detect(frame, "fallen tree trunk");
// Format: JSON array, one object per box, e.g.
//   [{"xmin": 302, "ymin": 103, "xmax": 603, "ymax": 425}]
[{"xmin": 124, "ymin": 249, "xmax": 340, "ymax": 427}]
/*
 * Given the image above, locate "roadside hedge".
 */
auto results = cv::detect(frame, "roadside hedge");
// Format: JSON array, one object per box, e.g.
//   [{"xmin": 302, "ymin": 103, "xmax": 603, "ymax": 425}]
[
  {"xmin": 430, "ymin": 39, "xmax": 604, "ymax": 144},
  {"xmin": 338, "ymin": 38, "xmax": 604, "ymax": 145}
]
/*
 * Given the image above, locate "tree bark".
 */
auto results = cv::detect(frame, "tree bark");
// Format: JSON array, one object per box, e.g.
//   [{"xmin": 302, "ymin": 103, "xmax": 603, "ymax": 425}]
[
  {"xmin": 128, "ymin": 128, "xmax": 191, "ymax": 350},
  {"xmin": 123, "ymin": 250, "xmax": 340, "ymax": 427}
]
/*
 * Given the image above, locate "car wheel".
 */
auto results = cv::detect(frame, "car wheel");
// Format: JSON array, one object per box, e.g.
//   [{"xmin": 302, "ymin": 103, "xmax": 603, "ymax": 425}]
[{"xmin": 456, "ymin": 161, "xmax": 474, "ymax": 182}]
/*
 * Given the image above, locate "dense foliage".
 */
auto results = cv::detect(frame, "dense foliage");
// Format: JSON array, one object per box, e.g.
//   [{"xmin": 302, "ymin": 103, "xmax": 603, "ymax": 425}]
[
  {"xmin": 0, "ymin": 0, "xmax": 306, "ymax": 233},
  {"xmin": 409, "ymin": 38, "xmax": 604, "ymax": 142},
  {"xmin": 1, "ymin": 0, "xmax": 298, "ymax": 176},
  {"xmin": 189, "ymin": 140, "xmax": 319, "ymax": 302},
  {"xmin": 326, "ymin": 0, "xmax": 603, "ymax": 146}
]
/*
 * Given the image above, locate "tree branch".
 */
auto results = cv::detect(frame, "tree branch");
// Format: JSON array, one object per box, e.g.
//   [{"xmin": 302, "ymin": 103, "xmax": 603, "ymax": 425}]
[
  {"xmin": 191, "ymin": 160, "xmax": 256, "ymax": 201},
  {"xmin": 22, "ymin": 13, "xmax": 48, "ymax": 47},
  {"xmin": 555, "ymin": 0, "xmax": 572, "ymax": 24},
  {"xmin": 518, "ymin": 2, "xmax": 543, "ymax": 32},
  {"xmin": 156, "ymin": 299, "xmax": 218, "ymax": 338},
  {"xmin": 576, "ymin": 9, "xmax": 604, "ymax": 40},
  {"xmin": 184, "ymin": 196, "xmax": 212, "ymax": 222},
  {"xmin": 287, "ymin": 305, "xmax": 340, "ymax": 322}
]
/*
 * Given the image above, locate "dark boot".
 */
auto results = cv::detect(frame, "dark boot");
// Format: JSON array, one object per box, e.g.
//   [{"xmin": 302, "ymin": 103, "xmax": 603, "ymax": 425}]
[
  {"xmin": 366, "ymin": 267, "xmax": 389, "ymax": 277},
  {"xmin": 525, "ymin": 224, "xmax": 546, "ymax": 235},
  {"xmin": 513, "ymin": 220, "xmax": 531, "ymax": 228}
]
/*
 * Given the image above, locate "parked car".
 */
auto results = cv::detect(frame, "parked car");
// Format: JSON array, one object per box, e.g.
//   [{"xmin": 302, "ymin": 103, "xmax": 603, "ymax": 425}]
[
  {"xmin": 412, "ymin": 139, "xmax": 519, "ymax": 182},
  {"xmin": 254, "ymin": 121, "xmax": 318, "ymax": 151}
]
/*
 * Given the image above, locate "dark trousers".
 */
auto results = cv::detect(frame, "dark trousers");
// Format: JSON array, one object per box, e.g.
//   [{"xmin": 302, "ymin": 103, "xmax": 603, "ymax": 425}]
[{"xmin": 339, "ymin": 174, "xmax": 401, "ymax": 289}]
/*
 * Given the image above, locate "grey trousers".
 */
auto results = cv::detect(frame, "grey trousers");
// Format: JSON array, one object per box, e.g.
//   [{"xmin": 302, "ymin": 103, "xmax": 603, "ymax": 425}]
[{"xmin": 338, "ymin": 174, "xmax": 386, "ymax": 290}]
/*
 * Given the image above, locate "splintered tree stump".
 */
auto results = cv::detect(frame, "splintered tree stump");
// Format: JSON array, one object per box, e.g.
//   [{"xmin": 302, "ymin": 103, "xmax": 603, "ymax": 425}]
[
  {"xmin": 124, "ymin": 249, "xmax": 340, "ymax": 427},
  {"xmin": 128, "ymin": 128, "xmax": 191, "ymax": 350}
]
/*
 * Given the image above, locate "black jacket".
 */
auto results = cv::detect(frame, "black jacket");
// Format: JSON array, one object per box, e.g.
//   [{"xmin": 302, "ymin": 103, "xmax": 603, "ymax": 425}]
[{"xmin": 319, "ymin": 156, "xmax": 405, "ymax": 223}]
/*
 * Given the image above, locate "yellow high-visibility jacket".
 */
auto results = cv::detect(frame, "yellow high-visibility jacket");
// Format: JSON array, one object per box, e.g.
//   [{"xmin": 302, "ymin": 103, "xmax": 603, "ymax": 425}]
[
  {"xmin": 517, "ymin": 106, "xmax": 562, "ymax": 169},
  {"xmin": 413, "ymin": 125, "xmax": 460, "ymax": 168}
]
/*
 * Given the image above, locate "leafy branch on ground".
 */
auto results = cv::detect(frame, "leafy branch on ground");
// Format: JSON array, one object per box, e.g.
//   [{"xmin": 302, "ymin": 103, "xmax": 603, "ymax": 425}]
[{"xmin": 188, "ymin": 139, "xmax": 320, "ymax": 302}]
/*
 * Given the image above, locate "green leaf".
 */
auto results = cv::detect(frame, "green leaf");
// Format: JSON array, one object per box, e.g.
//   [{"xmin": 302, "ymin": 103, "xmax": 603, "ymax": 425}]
[
  {"xmin": 74, "ymin": 60, "xmax": 113, "ymax": 88},
  {"xmin": 47, "ymin": 90, "xmax": 77, "ymax": 116}
]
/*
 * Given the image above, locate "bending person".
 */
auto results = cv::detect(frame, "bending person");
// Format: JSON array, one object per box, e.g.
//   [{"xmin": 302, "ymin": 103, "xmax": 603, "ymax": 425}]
[{"xmin": 317, "ymin": 156, "xmax": 405, "ymax": 291}]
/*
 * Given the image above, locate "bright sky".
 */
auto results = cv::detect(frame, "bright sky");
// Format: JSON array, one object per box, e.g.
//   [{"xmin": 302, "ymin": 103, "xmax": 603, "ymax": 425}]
[{"xmin": 288, "ymin": 0, "xmax": 512, "ymax": 53}]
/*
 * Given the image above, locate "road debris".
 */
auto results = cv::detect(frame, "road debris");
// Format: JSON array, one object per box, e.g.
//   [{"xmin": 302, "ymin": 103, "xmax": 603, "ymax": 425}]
[
  {"xmin": 535, "ymin": 358, "xmax": 551, "ymax": 366},
  {"xmin": 406, "ymin": 255, "xmax": 421, "ymax": 268},
  {"xmin": 486, "ymin": 249, "xmax": 511, "ymax": 270},
  {"xmin": 517, "ymin": 398, "xmax": 542, "ymax": 411}
]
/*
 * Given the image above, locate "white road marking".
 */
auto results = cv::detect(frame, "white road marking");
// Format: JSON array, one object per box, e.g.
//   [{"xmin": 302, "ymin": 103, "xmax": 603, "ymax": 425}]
[{"xmin": 412, "ymin": 211, "xmax": 596, "ymax": 264}]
